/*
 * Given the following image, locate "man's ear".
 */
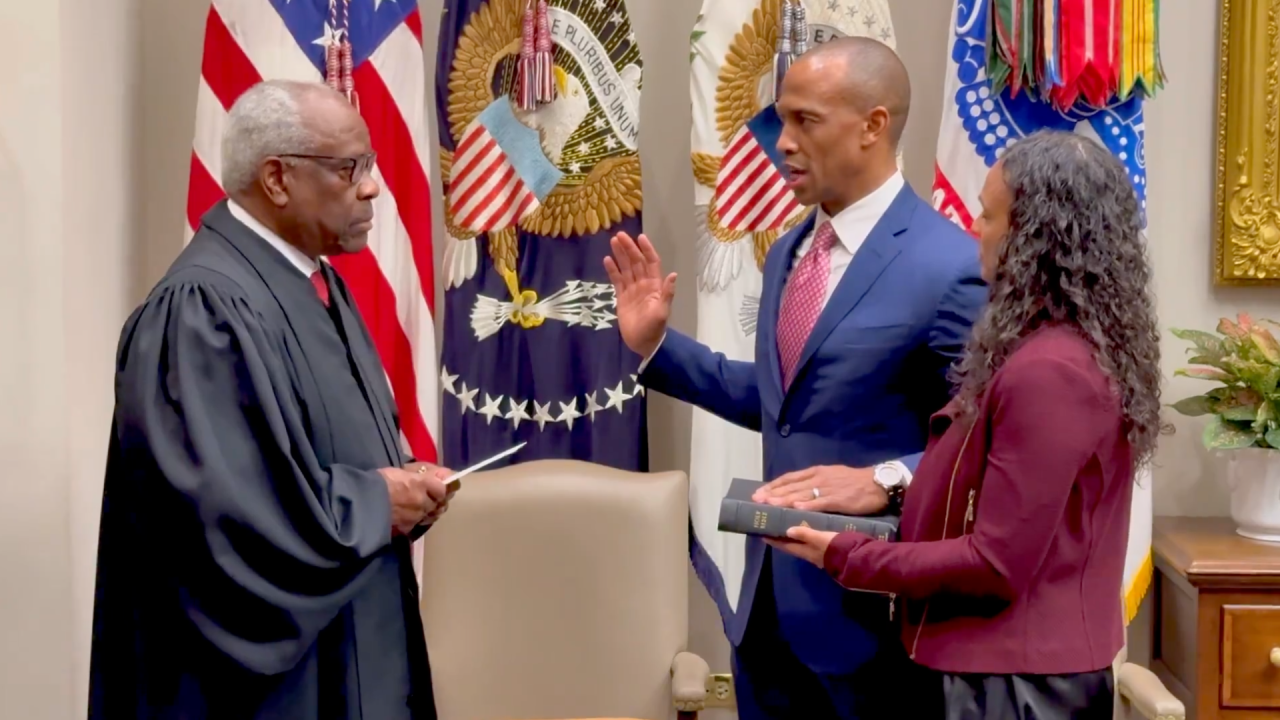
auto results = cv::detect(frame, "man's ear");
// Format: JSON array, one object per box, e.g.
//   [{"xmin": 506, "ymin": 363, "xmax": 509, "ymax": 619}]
[
  {"xmin": 863, "ymin": 106, "xmax": 891, "ymax": 148},
  {"xmin": 259, "ymin": 158, "xmax": 290, "ymax": 207}
]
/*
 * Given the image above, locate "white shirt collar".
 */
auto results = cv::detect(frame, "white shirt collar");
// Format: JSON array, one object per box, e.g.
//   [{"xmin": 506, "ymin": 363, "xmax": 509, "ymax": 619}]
[
  {"xmin": 226, "ymin": 198, "xmax": 320, "ymax": 277},
  {"xmin": 814, "ymin": 171, "xmax": 905, "ymax": 253}
]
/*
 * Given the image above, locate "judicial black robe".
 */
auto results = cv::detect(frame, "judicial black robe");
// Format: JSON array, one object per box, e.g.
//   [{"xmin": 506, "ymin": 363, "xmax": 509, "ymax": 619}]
[{"xmin": 88, "ymin": 200, "xmax": 435, "ymax": 719}]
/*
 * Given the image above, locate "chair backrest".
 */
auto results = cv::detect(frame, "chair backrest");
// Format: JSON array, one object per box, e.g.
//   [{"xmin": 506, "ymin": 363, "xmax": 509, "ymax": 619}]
[{"xmin": 420, "ymin": 459, "xmax": 690, "ymax": 720}]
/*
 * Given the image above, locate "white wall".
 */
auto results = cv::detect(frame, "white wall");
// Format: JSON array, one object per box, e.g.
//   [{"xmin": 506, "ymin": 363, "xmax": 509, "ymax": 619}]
[
  {"xmin": 0, "ymin": 0, "xmax": 139, "ymax": 717},
  {"xmin": 0, "ymin": 0, "xmax": 1253, "ymax": 717}
]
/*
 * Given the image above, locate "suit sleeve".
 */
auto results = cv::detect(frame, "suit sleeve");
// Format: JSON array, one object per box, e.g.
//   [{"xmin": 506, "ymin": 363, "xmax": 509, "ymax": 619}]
[
  {"xmin": 930, "ymin": 252, "xmax": 987, "ymax": 383},
  {"xmin": 639, "ymin": 328, "xmax": 762, "ymax": 431},
  {"xmin": 821, "ymin": 357, "xmax": 1111, "ymax": 601},
  {"xmin": 893, "ymin": 252, "xmax": 986, "ymax": 478},
  {"xmin": 115, "ymin": 280, "xmax": 395, "ymax": 675}
]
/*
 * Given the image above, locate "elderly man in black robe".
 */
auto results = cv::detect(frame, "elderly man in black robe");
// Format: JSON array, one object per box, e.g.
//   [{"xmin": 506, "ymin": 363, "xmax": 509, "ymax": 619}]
[{"xmin": 88, "ymin": 79, "xmax": 448, "ymax": 719}]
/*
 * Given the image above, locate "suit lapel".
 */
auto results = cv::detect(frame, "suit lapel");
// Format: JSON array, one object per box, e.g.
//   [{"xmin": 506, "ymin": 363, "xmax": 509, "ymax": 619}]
[
  {"xmin": 760, "ymin": 211, "xmax": 818, "ymax": 395},
  {"xmin": 787, "ymin": 186, "xmax": 918, "ymax": 394}
]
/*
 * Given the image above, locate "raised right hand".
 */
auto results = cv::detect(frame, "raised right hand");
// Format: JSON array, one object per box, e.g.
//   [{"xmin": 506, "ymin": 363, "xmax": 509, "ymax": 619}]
[
  {"xmin": 379, "ymin": 467, "xmax": 448, "ymax": 536},
  {"xmin": 603, "ymin": 232, "xmax": 677, "ymax": 359}
]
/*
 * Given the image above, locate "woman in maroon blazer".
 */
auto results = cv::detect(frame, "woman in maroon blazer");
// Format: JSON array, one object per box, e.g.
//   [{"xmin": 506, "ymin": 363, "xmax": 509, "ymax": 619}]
[{"xmin": 770, "ymin": 130, "xmax": 1163, "ymax": 719}]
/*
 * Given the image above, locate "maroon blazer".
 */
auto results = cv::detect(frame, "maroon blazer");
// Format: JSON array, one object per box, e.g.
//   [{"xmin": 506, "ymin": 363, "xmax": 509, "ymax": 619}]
[{"xmin": 822, "ymin": 325, "xmax": 1133, "ymax": 675}]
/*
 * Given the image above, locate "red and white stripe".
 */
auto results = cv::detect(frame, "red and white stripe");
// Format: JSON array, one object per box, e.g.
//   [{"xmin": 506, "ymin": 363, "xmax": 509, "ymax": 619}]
[
  {"xmin": 446, "ymin": 122, "xmax": 540, "ymax": 233},
  {"xmin": 186, "ymin": 2, "xmax": 439, "ymax": 578},
  {"xmin": 931, "ymin": 0, "xmax": 982, "ymax": 235},
  {"xmin": 712, "ymin": 126, "xmax": 801, "ymax": 232}
]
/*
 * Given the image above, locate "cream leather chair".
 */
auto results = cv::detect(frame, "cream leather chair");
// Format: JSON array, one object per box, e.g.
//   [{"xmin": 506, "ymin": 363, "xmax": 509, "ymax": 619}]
[
  {"xmin": 419, "ymin": 459, "xmax": 714, "ymax": 720},
  {"xmin": 1114, "ymin": 616, "xmax": 1185, "ymax": 720}
]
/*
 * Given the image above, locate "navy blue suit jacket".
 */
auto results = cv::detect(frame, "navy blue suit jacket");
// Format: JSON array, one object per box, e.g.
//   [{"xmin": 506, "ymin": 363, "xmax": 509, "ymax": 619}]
[{"xmin": 642, "ymin": 184, "xmax": 985, "ymax": 674}]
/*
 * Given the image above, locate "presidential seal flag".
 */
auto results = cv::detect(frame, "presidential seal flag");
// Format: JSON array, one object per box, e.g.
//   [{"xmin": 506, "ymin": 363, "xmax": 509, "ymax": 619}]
[
  {"xmin": 933, "ymin": 0, "xmax": 1164, "ymax": 625},
  {"xmin": 686, "ymin": 0, "xmax": 895, "ymax": 623},
  {"xmin": 436, "ymin": 0, "xmax": 647, "ymax": 470}
]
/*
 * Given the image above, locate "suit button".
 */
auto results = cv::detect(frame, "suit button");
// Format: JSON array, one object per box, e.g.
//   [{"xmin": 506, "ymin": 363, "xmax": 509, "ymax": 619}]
[{"xmin": 780, "ymin": 424, "xmax": 790, "ymax": 437}]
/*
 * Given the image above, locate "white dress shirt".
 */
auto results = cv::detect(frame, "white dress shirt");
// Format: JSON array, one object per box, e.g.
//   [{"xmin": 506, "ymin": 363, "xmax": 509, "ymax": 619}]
[
  {"xmin": 786, "ymin": 171, "xmax": 904, "ymax": 304},
  {"xmin": 640, "ymin": 171, "xmax": 914, "ymax": 486},
  {"xmin": 227, "ymin": 198, "xmax": 320, "ymax": 277}
]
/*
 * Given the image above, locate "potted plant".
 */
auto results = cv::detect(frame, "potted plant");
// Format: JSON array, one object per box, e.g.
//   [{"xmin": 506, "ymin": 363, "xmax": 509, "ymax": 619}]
[{"xmin": 1170, "ymin": 312, "xmax": 1280, "ymax": 542}]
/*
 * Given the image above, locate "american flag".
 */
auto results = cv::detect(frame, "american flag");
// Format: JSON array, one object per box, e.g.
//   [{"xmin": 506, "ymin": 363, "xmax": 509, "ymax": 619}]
[
  {"xmin": 713, "ymin": 105, "xmax": 802, "ymax": 233},
  {"xmin": 446, "ymin": 100, "xmax": 560, "ymax": 235},
  {"xmin": 711, "ymin": 103, "xmax": 798, "ymax": 230},
  {"xmin": 185, "ymin": 0, "xmax": 439, "ymax": 571}
]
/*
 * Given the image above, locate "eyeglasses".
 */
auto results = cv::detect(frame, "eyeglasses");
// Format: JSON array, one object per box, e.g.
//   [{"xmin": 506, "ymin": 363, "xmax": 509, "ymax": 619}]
[{"xmin": 279, "ymin": 152, "xmax": 377, "ymax": 184}]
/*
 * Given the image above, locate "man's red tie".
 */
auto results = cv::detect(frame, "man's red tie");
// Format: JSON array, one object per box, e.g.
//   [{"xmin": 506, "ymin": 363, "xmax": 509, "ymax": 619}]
[
  {"xmin": 310, "ymin": 270, "xmax": 331, "ymax": 308},
  {"xmin": 777, "ymin": 221, "xmax": 838, "ymax": 390}
]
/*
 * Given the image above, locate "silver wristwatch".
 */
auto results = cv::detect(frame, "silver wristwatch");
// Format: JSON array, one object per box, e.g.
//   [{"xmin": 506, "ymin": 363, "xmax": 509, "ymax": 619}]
[{"xmin": 872, "ymin": 463, "xmax": 907, "ymax": 511}]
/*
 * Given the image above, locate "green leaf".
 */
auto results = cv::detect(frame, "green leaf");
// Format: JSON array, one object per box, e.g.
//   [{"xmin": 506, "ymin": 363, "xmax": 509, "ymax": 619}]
[
  {"xmin": 1255, "ymin": 400, "xmax": 1276, "ymax": 432},
  {"xmin": 1252, "ymin": 327, "xmax": 1280, "ymax": 363},
  {"xmin": 1208, "ymin": 386, "xmax": 1235, "ymax": 400},
  {"xmin": 1265, "ymin": 426, "xmax": 1280, "ymax": 449},
  {"xmin": 1219, "ymin": 316, "xmax": 1249, "ymax": 339},
  {"xmin": 1171, "ymin": 328, "xmax": 1224, "ymax": 356},
  {"xmin": 1187, "ymin": 354, "xmax": 1230, "ymax": 369},
  {"xmin": 1204, "ymin": 416, "xmax": 1259, "ymax": 450},
  {"xmin": 1169, "ymin": 395, "xmax": 1215, "ymax": 416},
  {"xmin": 1175, "ymin": 366, "xmax": 1233, "ymax": 382},
  {"xmin": 689, "ymin": 16, "xmax": 706, "ymax": 63},
  {"xmin": 1222, "ymin": 403, "xmax": 1260, "ymax": 422}
]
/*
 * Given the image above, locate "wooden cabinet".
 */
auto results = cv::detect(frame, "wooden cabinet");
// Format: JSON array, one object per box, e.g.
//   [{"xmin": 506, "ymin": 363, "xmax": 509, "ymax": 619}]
[{"xmin": 1152, "ymin": 516, "xmax": 1280, "ymax": 719}]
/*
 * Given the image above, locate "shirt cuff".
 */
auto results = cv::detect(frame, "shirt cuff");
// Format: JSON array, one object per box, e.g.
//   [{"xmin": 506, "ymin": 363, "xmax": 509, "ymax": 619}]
[{"xmin": 635, "ymin": 331, "xmax": 667, "ymax": 374}]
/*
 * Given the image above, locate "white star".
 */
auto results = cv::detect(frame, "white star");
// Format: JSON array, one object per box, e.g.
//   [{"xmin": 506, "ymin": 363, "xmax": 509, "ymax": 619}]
[
  {"xmin": 455, "ymin": 382, "xmax": 478, "ymax": 413},
  {"xmin": 557, "ymin": 398, "xmax": 583, "ymax": 430},
  {"xmin": 533, "ymin": 400, "xmax": 556, "ymax": 430},
  {"xmin": 478, "ymin": 394, "xmax": 504, "ymax": 425},
  {"xmin": 373, "ymin": 0, "xmax": 397, "ymax": 10},
  {"xmin": 313, "ymin": 23, "xmax": 343, "ymax": 47},
  {"xmin": 440, "ymin": 367, "xmax": 458, "ymax": 395},
  {"xmin": 568, "ymin": 161, "xmax": 582, "ymax": 174},
  {"xmin": 593, "ymin": 0, "xmax": 606, "ymax": 9},
  {"xmin": 577, "ymin": 141, "xmax": 591, "ymax": 155},
  {"xmin": 584, "ymin": 391, "xmax": 605, "ymax": 421},
  {"xmin": 604, "ymin": 382, "xmax": 630, "ymax": 413},
  {"xmin": 627, "ymin": 30, "xmax": 636, "ymax": 44},
  {"xmin": 594, "ymin": 117, "xmax": 606, "ymax": 130},
  {"xmin": 609, "ymin": 11, "xmax": 623, "ymax": 24},
  {"xmin": 630, "ymin": 373, "xmax": 645, "ymax": 397},
  {"xmin": 604, "ymin": 136, "xmax": 619, "ymax": 151},
  {"xmin": 506, "ymin": 398, "xmax": 531, "ymax": 429}
]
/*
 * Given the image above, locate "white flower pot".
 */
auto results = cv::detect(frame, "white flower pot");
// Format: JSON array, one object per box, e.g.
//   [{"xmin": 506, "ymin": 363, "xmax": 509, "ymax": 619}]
[{"xmin": 1224, "ymin": 447, "xmax": 1280, "ymax": 543}]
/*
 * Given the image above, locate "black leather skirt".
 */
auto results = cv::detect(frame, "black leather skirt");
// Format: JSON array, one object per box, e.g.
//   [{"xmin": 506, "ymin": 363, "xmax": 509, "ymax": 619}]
[{"xmin": 935, "ymin": 668, "xmax": 1115, "ymax": 720}]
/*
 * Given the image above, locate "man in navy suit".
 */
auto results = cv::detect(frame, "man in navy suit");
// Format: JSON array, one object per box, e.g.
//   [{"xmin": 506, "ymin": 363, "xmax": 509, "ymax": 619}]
[{"xmin": 604, "ymin": 37, "xmax": 986, "ymax": 718}]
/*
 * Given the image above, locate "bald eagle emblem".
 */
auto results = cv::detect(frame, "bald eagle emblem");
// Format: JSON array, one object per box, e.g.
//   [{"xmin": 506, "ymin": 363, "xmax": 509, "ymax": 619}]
[{"xmin": 439, "ymin": 0, "xmax": 643, "ymax": 340}]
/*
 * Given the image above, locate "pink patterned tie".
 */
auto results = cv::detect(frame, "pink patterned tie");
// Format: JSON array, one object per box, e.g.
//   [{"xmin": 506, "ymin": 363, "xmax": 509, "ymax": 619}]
[{"xmin": 777, "ymin": 221, "xmax": 838, "ymax": 390}]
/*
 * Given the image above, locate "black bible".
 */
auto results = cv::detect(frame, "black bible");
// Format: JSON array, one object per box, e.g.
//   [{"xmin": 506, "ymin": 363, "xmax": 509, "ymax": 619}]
[{"xmin": 717, "ymin": 478, "xmax": 900, "ymax": 541}]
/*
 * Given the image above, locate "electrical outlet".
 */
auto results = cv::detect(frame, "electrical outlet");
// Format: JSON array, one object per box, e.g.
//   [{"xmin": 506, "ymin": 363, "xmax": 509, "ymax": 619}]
[{"xmin": 704, "ymin": 673, "xmax": 735, "ymax": 709}]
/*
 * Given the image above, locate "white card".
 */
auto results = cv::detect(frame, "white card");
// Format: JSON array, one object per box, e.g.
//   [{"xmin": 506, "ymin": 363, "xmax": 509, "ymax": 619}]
[{"xmin": 444, "ymin": 442, "xmax": 527, "ymax": 490}]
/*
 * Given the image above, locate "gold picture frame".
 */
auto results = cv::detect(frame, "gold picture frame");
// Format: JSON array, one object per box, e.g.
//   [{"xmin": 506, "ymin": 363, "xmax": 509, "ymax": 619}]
[{"xmin": 1214, "ymin": 0, "xmax": 1280, "ymax": 285}]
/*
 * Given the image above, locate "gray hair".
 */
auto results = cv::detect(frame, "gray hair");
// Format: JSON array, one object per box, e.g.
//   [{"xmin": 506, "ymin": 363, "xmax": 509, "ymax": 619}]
[{"xmin": 220, "ymin": 80, "xmax": 327, "ymax": 193}]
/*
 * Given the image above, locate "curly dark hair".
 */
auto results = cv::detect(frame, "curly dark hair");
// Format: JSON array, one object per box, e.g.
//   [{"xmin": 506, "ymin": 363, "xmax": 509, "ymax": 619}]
[{"xmin": 949, "ymin": 130, "xmax": 1163, "ymax": 470}]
